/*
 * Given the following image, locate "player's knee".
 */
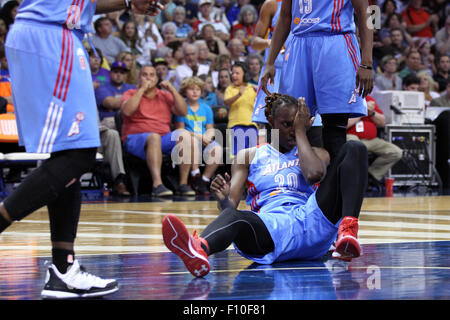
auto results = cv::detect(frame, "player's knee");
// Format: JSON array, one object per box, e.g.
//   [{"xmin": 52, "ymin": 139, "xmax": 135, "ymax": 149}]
[{"xmin": 345, "ymin": 140, "xmax": 368, "ymax": 159}]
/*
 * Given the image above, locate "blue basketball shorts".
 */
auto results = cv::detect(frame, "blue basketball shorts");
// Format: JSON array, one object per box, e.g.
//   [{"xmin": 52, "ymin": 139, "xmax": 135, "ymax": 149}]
[
  {"xmin": 5, "ymin": 19, "xmax": 100, "ymax": 153},
  {"xmin": 280, "ymin": 32, "xmax": 366, "ymax": 118},
  {"xmin": 124, "ymin": 131, "xmax": 182, "ymax": 161}
]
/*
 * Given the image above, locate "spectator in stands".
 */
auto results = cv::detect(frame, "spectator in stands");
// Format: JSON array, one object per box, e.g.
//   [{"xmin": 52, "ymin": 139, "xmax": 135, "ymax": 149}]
[
  {"xmin": 173, "ymin": 6, "xmax": 193, "ymax": 41},
  {"xmin": 153, "ymin": 57, "xmax": 176, "ymax": 84},
  {"xmin": 88, "ymin": 48, "xmax": 110, "ymax": 91},
  {"xmin": 159, "ymin": 21, "xmax": 178, "ymax": 49},
  {"xmin": 135, "ymin": 16, "xmax": 163, "ymax": 66},
  {"xmin": 415, "ymin": 38, "xmax": 435, "ymax": 75},
  {"xmin": 173, "ymin": 43, "xmax": 210, "ymax": 89},
  {"xmin": 246, "ymin": 53, "xmax": 263, "ymax": 85},
  {"xmin": 194, "ymin": 40, "xmax": 213, "ymax": 67},
  {"xmin": 435, "ymin": 16, "xmax": 450, "ymax": 56},
  {"xmin": 120, "ymin": 65, "xmax": 195, "ymax": 197},
  {"xmin": 167, "ymin": 40, "xmax": 184, "ymax": 69},
  {"xmin": 98, "ymin": 124, "xmax": 131, "ymax": 197},
  {"xmin": 401, "ymin": 0, "xmax": 439, "ymax": 38},
  {"xmin": 215, "ymin": 68, "xmax": 231, "ymax": 106},
  {"xmin": 224, "ymin": 62, "xmax": 257, "ymax": 156},
  {"xmin": 200, "ymin": 24, "xmax": 230, "ymax": 56},
  {"xmin": 430, "ymin": 80, "xmax": 450, "ymax": 107},
  {"xmin": 95, "ymin": 61, "xmax": 136, "ymax": 130},
  {"xmin": 92, "ymin": 17, "xmax": 130, "ymax": 65},
  {"xmin": 0, "ymin": 18, "xmax": 7, "ymax": 45},
  {"xmin": 417, "ymin": 70, "xmax": 440, "ymax": 106},
  {"xmin": 120, "ymin": 20, "xmax": 143, "ymax": 59},
  {"xmin": 174, "ymin": 0, "xmax": 198, "ymax": 25},
  {"xmin": 374, "ymin": 27, "xmax": 410, "ymax": 66},
  {"xmin": 0, "ymin": 43, "xmax": 9, "ymax": 82},
  {"xmin": 154, "ymin": 0, "xmax": 177, "ymax": 28},
  {"xmin": 116, "ymin": 51, "xmax": 139, "ymax": 86},
  {"xmin": 380, "ymin": 0, "xmax": 398, "ymax": 26},
  {"xmin": 0, "ymin": 0, "xmax": 18, "ymax": 30},
  {"xmin": 377, "ymin": 13, "xmax": 414, "ymax": 48},
  {"xmin": 347, "ymin": 95, "xmax": 403, "ymax": 190},
  {"xmin": 227, "ymin": 0, "xmax": 251, "ymax": 27},
  {"xmin": 211, "ymin": 53, "xmax": 231, "ymax": 87},
  {"xmin": 230, "ymin": 4, "xmax": 258, "ymax": 50},
  {"xmin": 199, "ymin": 74, "xmax": 218, "ymax": 107},
  {"xmin": 105, "ymin": 10, "xmax": 124, "ymax": 35},
  {"xmin": 228, "ymin": 38, "xmax": 246, "ymax": 64},
  {"xmin": 174, "ymin": 77, "xmax": 222, "ymax": 195},
  {"xmin": 375, "ymin": 55, "xmax": 403, "ymax": 91},
  {"xmin": 402, "ymin": 73, "xmax": 421, "ymax": 91},
  {"xmin": 398, "ymin": 50, "xmax": 425, "ymax": 79},
  {"xmin": 433, "ymin": 54, "xmax": 449, "ymax": 92},
  {"xmin": 195, "ymin": 0, "xmax": 230, "ymax": 42}
]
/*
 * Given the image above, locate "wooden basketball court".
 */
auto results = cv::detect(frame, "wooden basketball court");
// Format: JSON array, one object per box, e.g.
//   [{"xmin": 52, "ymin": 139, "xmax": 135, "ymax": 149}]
[{"xmin": 0, "ymin": 193, "xmax": 449, "ymax": 301}]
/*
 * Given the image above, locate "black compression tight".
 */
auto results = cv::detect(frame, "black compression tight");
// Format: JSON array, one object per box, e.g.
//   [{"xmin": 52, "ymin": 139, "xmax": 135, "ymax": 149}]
[
  {"xmin": 2, "ymin": 148, "xmax": 97, "ymax": 242},
  {"xmin": 321, "ymin": 113, "xmax": 350, "ymax": 162},
  {"xmin": 316, "ymin": 140, "xmax": 368, "ymax": 225},
  {"xmin": 200, "ymin": 208, "xmax": 275, "ymax": 256}
]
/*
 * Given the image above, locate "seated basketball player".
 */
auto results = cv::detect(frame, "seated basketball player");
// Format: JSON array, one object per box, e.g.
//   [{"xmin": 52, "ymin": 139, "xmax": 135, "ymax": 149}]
[{"xmin": 162, "ymin": 93, "xmax": 368, "ymax": 277}]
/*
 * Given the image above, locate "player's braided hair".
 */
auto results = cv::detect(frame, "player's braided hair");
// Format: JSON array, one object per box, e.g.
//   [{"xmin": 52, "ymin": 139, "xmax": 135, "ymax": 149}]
[{"xmin": 264, "ymin": 93, "xmax": 298, "ymax": 120}]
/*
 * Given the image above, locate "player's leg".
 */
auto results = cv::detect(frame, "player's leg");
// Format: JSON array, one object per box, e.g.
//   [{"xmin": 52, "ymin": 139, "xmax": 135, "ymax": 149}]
[
  {"xmin": 315, "ymin": 140, "xmax": 368, "ymax": 259},
  {"xmin": 313, "ymin": 34, "xmax": 367, "ymax": 161},
  {"xmin": 162, "ymin": 208, "xmax": 274, "ymax": 277}
]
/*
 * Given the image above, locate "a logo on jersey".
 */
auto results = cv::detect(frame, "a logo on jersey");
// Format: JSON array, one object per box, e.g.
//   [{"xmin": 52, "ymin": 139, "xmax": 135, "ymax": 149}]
[
  {"xmin": 262, "ymin": 159, "xmax": 300, "ymax": 176},
  {"xmin": 68, "ymin": 112, "xmax": 85, "ymax": 137},
  {"xmin": 348, "ymin": 88, "xmax": 358, "ymax": 104},
  {"xmin": 254, "ymin": 104, "xmax": 264, "ymax": 115},
  {"xmin": 293, "ymin": 17, "xmax": 321, "ymax": 26},
  {"xmin": 77, "ymin": 48, "xmax": 87, "ymax": 70},
  {"xmin": 66, "ymin": 5, "xmax": 81, "ymax": 30}
]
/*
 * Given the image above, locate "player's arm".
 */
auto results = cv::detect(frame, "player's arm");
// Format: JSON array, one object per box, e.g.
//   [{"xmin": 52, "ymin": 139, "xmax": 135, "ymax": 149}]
[
  {"xmin": 265, "ymin": 0, "xmax": 291, "ymax": 66},
  {"xmin": 211, "ymin": 148, "xmax": 256, "ymax": 210},
  {"xmin": 259, "ymin": 0, "xmax": 291, "ymax": 94},
  {"xmin": 96, "ymin": 0, "xmax": 163, "ymax": 15},
  {"xmin": 352, "ymin": 0, "xmax": 374, "ymax": 98},
  {"xmin": 294, "ymin": 98, "xmax": 329, "ymax": 184},
  {"xmin": 250, "ymin": 0, "xmax": 277, "ymax": 51}
]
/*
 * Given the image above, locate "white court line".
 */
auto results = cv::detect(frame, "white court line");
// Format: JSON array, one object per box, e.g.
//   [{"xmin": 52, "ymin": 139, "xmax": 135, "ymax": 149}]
[
  {"xmin": 18, "ymin": 220, "xmax": 203, "ymax": 229},
  {"xmin": 361, "ymin": 211, "xmax": 450, "ymax": 221},
  {"xmin": 359, "ymin": 230, "xmax": 450, "ymax": 239},
  {"xmin": 359, "ymin": 220, "xmax": 450, "ymax": 231},
  {"xmin": 2, "ymin": 231, "xmax": 162, "ymax": 240},
  {"xmin": 107, "ymin": 210, "xmax": 219, "ymax": 219}
]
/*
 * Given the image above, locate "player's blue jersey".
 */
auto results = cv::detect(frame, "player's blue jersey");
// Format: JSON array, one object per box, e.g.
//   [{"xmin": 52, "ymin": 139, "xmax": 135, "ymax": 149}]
[
  {"xmin": 16, "ymin": 0, "xmax": 97, "ymax": 35},
  {"xmin": 245, "ymin": 144, "xmax": 314, "ymax": 214},
  {"xmin": 291, "ymin": 0, "xmax": 356, "ymax": 35}
]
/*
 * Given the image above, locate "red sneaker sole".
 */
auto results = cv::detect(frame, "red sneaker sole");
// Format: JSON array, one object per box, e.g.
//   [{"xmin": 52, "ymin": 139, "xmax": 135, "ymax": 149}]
[
  {"xmin": 162, "ymin": 215, "xmax": 210, "ymax": 277},
  {"xmin": 335, "ymin": 236, "xmax": 361, "ymax": 259}
]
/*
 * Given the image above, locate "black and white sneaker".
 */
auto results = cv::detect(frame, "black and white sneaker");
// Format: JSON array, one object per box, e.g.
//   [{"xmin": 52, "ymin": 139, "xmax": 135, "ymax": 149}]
[{"xmin": 41, "ymin": 260, "xmax": 119, "ymax": 299}]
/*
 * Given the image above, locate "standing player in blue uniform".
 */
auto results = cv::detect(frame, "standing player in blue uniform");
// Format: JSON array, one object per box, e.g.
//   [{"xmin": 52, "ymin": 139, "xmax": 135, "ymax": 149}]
[
  {"xmin": 261, "ymin": 0, "xmax": 374, "ymax": 161},
  {"xmin": 0, "ymin": 0, "xmax": 163, "ymax": 299},
  {"xmin": 162, "ymin": 93, "xmax": 368, "ymax": 277},
  {"xmin": 251, "ymin": 0, "xmax": 322, "ymax": 147}
]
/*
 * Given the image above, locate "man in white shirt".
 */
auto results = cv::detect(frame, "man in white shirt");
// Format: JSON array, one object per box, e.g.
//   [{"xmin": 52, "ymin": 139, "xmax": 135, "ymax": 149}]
[{"xmin": 173, "ymin": 43, "xmax": 210, "ymax": 89}]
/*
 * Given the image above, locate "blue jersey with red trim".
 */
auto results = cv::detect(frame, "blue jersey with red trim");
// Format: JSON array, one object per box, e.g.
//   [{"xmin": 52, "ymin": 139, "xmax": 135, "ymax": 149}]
[
  {"xmin": 290, "ymin": 0, "xmax": 356, "ymax": 35},
  {"xmin": 245, "ymin": 144, "xmax": 315, "ymax": 213},
  {"xmin": 16, "ymin": 0, "xmax": 97, "ymax": 34}
]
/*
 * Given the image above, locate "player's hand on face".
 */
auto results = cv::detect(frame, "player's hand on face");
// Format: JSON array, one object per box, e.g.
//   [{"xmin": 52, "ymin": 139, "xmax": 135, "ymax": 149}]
[
  {"xmin": 210, "ymin": 173, "xmax": 231, "ymax": 201},
  {"xmin": 293, "ymin": 97, "xmax": 312, "ymax": 132},
  {"xmin": 260, "ymin": 64, "xmax": 275, "ymax": 96},
  {"xmin": 131, "ymin": 0, "xmax": 164, "ymax": 16},
  {"xmin": 356, "ymin": 67, "xmax": 374, "ymax": 99}
]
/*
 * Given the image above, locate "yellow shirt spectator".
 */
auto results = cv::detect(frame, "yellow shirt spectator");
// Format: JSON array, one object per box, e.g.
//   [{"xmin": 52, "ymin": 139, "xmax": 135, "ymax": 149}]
[{"xmin": 224, "ymin": 83, "xmax": 257, "ymax": 128}]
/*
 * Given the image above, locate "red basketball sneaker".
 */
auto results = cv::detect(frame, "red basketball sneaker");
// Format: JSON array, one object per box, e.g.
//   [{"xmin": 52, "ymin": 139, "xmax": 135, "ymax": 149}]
[
  {"xmin": 162, "ymin": 214, "xmax": 210, "ymax": 277},
  {"xmin": 332, "ymin": 216, "xmax": 361, "ymax": 261}
]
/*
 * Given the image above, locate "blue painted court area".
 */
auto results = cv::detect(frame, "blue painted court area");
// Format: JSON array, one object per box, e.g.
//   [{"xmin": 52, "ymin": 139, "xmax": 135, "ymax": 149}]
[{"xmin": 0, "ymin": 241, "xmax": 448, "ymax": 300}]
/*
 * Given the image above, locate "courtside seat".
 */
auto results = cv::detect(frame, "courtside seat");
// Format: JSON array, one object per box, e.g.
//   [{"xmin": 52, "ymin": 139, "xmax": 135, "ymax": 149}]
[{"xmin": 0, "ymin": 152, "xmax": 105, "ymax": 196}]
